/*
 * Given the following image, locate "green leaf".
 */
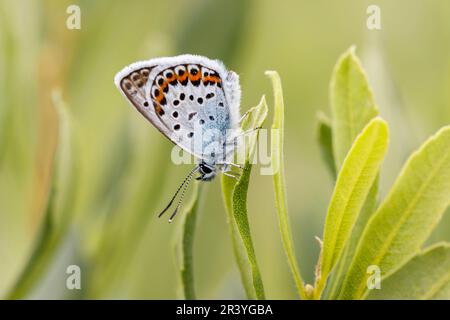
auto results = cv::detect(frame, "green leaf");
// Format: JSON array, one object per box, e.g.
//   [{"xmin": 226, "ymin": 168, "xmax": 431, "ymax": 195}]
[
  {"xmin": 7, "ymin": 91, "xmax": 78, "ymax": 299},
  {"xmin": 324, "ymin": 47, "xmax": 380, "ymax": 299},
  {"xmin": 265, "ymin": 70, "xmax": 307, "ymax": 300},
  {"xmin": 51, "ymin": 92, "xmax": 79, "ymax": 227},
  {"xmin": 316, "ymin": 112, "xmax": 336, "ymax": 179},
  {"xmin": 315, "ymin": 118, "xmax": 389, "ymax": 298},
  {"xmin": 232, "ymin": 164, "xmax": 266, "ymax": 299},
  {"xmin": 221, "ymin": 96, "xmax": 268, "ymax": 300},
  {"xmin": 331, "ymin": 46, "xmax": 379, "ymax": 170},
  {"xmin": 339, "ymin": 125, "xmax": 450, "ymax": 299},
  {"xmin": 174, "ymin": 182, "xmax": 204, "ymax": 300},
  {"xmin": 325, "ymin": 178, "xmax": 379, "ymax": 299},
  {"xmin": 222, "ymin": 176, "xmax": 255, "ymax": 298},
  {"xmin": 366, "ymin": 243, "xmax": 450, "ymax": 299}
]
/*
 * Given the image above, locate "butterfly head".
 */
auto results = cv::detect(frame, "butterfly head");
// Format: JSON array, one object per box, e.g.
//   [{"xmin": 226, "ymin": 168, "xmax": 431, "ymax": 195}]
[{"xmin": 197, "ymin": 161, "xmax": 216, "ymax": 181}]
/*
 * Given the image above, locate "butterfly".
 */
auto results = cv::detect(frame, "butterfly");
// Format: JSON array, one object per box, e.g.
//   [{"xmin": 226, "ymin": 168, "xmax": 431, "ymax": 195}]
[{"xmin": 114, "ymin": 54, "xmax": 250, "ymax": 222}]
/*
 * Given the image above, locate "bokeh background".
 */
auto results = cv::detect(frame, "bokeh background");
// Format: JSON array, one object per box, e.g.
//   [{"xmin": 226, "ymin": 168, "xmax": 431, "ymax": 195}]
[{"xmin": 1, "ymin": 0, "xmax": 450, "ymax": 299}]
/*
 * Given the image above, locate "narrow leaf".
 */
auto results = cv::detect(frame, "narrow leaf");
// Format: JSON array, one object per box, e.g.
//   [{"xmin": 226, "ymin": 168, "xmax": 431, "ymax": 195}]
[
  {"xmin": 316, "ymin": 112, "xmax": 336, "ymax": 179},
  {"xmin": 222, "ymin": 177, "xmax": 255, "ymax": 298},
  {"xmin": 325, "ymin": 47, "xmax": 380, "ymax": 298},
  {"xmin": 316, "ymin": 118, "xmax": 389, "ymax": 298},
  {"xmin": 331, "ymin": 46, "xmax": 379, "ymax": 170},
  {"xmin": 366, "ymin": 243, "xmax": 450, "ymax": 300},
  {"xmin": 265, "ymin": 70, "xmax": 307, "ymax": 299},
  {"xmin": 174, "ymin": 182, "xmax": 203, "ymax": 299},
  {"xmin": 339, "ymin": 125, "xmax": 450, "ymax": 299},
  {"xmin": 325, "ymin": 178, "xmax": 379, "ymax": 299},
  {"xmin": 221, "ymin": 96, "xmax": 268, "ymax": 300},
  {"xmin": 7, "ymin": 91, "xmax": 76, "ymax": 299},
  {"xmin": 231, "ymin": 164, "xmax": 265, "ymax": 299}
]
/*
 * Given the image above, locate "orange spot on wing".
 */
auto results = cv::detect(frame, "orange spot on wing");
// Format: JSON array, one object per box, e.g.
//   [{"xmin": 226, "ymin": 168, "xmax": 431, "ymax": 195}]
[
  {"xmin": 156, "ymin": 93, "xmax": 165, "ymax": 103},
  {"xmin": 167, "ymin": 72, "xmax": 177, "ymax": 82},
  {"xmin": 159, "ymin": 81, "xmax": 168, "ymax": 92},
  {"xmin": 203, "ymin": 75, "xmax": 221, "ymax": 84},
  {"xmin": 178, "ymin": 72, "xmax": 188, "ymax": 83},
  {"xmin": 189, "ymin": 71, "xmax": 201, "ymax": 82},
  {"xmin": 153, "ymin": 86, "xmax": 166, "ymax": 104}
]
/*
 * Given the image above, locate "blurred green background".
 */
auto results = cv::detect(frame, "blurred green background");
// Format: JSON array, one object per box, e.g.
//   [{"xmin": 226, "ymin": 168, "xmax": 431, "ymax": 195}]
[{"xmin": 1, "ymin": 0, "xmax": 449, "ymax": 299}]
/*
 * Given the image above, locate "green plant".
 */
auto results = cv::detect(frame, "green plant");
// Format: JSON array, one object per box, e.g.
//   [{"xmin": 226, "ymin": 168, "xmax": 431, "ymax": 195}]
[
  {"xmin": 265, "ymin": 71, "xmax": 308, "ymax": 300},
  {"xmin": 6, "ymin": 44, "xmax": 450, "ymax": 300},
  {"xmin": 176, "ymin": 47, "xmax": 450, "ymax": 300},
  {"xmin": 221, "ymin": 96, "xmax": 268, "ymax": 300},
  {"xmin": 7, "ymin": 91, "xmax": 79, "ymax": 299},
  {"xmin": 174, "ymin": 182, "xmax": 203, "ymax": 299},
  {"xmin": 318, "ymin": 48, "xmax": 450, "ymax": 300}
]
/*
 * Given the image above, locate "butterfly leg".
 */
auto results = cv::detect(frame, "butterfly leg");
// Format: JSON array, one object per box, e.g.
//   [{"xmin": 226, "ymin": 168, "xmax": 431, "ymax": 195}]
[
  {"xmin": 239, "ymin": 126, "xmax": 262, "ymax": 137},
  {"xmin": 226, "ymin": 127, "xmax": 262, "ymax": 145},
  {"xmin": 220, "ymin": 161, "xmax": 244, "ymax": 169},
  {"xmin": 238, "ymin": 110, "xmax": 251, "ymax": 124},
  {"xmin": 222, "ymin": 127, "xmax": 262, "ymax": 162},
  {"xmin": 222, "ymin": 171, "xmax": 240, "ymax": 180},
  {"xmin": 220, "ymin": 126, "xmax": 262, "ymax": 170},
  {"xmin": 220, "ymin": 163, "xmax": 241, "ymax": 179},
  {"xmin": 222, "ymin": 127, "xmax": 262, "ymax": 156}
]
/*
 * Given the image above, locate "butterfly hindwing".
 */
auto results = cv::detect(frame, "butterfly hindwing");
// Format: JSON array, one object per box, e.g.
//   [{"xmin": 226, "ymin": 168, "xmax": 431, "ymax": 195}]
[{"xmin": 115, "ymin": 55, "xmax": 241, "ymax": 162}]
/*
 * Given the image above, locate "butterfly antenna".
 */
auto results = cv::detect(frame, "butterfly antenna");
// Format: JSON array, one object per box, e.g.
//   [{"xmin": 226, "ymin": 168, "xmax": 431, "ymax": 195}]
[
  {"xmin": 158, "ymin": 166, "xmax": 199, "ymax": 218},
  {"xmin": 168, "ymin": 168, "xmax": 196, "ymax": 223}
]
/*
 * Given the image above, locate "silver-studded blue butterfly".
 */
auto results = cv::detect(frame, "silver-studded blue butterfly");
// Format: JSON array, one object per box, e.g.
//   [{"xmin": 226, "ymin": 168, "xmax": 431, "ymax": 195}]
[{"xmin": 115, "ymin": 54, "xmax": 246, "ymax": 221}]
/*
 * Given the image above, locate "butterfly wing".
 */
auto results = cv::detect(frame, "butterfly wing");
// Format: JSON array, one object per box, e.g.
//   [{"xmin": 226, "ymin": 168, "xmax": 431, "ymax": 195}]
[{"xmin": 114, "ymin": 55, "xmax": 241, "ymax": 161}]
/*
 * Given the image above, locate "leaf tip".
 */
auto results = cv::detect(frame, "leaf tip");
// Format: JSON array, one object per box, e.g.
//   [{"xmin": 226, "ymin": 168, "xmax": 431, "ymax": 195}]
[
  {"xmin": 369, "ymin": 116, "xmax": 389, "ymax": 135},
  {"xmin": 264, "ymin": 70, "xmax": 277, "ymax": 77},
  {"xmin": 264, "ymin": 70, "xmax": 281, "ymax": 84},
  {"xmin": 316, "ymin": 111, "xmax": 331, "ymax": 125},
  {"xmin": 348, "ymin": 44, "xmax": 357, "ymax": 56}
]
